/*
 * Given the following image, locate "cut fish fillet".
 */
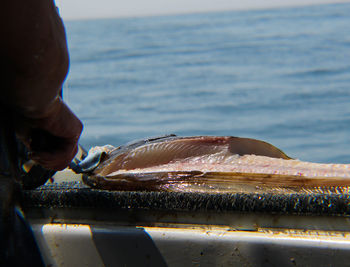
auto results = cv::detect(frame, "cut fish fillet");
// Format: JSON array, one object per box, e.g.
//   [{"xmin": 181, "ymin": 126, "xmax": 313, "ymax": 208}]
[{"xmin": 81, "ymin": 136, "xmax": 350, "ymax": 193}]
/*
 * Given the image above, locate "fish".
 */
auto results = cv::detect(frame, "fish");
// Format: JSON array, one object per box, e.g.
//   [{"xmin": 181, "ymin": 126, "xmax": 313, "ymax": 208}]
[{"xmin": 72, "ymin": 135, "xmax": 350, "ymax": 194}]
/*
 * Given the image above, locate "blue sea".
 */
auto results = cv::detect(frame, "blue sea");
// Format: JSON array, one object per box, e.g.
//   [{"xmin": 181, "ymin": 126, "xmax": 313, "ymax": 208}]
[{"xmin": 63, "ymin": 3, "xmax": 350, "ymax": 164}]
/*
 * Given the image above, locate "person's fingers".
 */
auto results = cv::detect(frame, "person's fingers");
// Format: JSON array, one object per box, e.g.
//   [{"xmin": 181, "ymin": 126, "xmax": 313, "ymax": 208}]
[
  {"xmin": 33, "ymin": 98, "xmax": 83, "ymax": 141},
  {"xmin": 15, "ymin": 98, "xmax": 83, "ymax": 170}
]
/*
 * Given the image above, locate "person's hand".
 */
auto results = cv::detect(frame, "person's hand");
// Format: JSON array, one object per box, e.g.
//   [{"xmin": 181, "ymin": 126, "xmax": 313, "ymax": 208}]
[
  {"xmin": 15, "ymin": 97, "xmax": 83, "ymax": 171},
  {"xmin": 0, "ymin": 0, "xmax": 84, "ymax": 170}
]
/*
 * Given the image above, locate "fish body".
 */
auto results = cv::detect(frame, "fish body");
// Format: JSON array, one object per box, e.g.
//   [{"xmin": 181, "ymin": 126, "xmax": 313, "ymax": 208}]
[{"xmin": 77, "ymin": 135, "xmax": 350, "ymax": 193}]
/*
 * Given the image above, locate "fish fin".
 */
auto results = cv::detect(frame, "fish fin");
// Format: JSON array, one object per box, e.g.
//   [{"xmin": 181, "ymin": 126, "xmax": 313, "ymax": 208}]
[
  {"xmin": 228, "ymin": 137, "xmax": 291, "ymax": 159},
  {"xmin": 83, "ymin": 171, "xmax": 350, "ymax": 193}
]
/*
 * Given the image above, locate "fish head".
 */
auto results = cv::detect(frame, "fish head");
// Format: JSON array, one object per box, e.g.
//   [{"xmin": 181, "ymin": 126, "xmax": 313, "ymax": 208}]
[{"xmin": 69, "ymin": 145, "xmax": 115, "ymax": 173}]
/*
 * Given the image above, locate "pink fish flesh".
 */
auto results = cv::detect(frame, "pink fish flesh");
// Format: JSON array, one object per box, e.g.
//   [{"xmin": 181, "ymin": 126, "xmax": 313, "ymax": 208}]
[{"xmin": 83, "ymin": 136, "xmax": 350, "ymax": 193}]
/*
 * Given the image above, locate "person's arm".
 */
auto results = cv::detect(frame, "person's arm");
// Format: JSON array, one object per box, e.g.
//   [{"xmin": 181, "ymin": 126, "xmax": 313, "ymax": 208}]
[{"xmin": 0, "ymin": 0, "xmax": 83, "ymax": 170}]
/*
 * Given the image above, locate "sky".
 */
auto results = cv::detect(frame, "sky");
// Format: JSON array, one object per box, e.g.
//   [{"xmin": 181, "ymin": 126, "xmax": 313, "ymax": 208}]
[{"xmin": 56, "ymin": 0, "xmax": 350, "ymax": 20}]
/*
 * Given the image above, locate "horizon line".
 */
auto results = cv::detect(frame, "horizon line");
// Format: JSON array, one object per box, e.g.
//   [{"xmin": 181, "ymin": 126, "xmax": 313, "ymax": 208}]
[{"xmin": 60, "ymin": 1, "xmax": 349, "ymax": 22}]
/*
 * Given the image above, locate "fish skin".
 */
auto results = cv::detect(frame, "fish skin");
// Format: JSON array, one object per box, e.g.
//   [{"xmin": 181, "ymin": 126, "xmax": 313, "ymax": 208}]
[
  {"xmin": 93, "ymin": 136, "xmax": 290, "ymax": 176},
  {"xmin": 81, "ymin": 136, "xmax": 350, "ymax": 193}
]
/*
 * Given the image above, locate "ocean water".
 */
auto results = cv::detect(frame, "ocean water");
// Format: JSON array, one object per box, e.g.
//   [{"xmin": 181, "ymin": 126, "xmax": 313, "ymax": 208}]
[{"xmin": 63, "ymin": 3, "xmax": 350, "ymax": 163}]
